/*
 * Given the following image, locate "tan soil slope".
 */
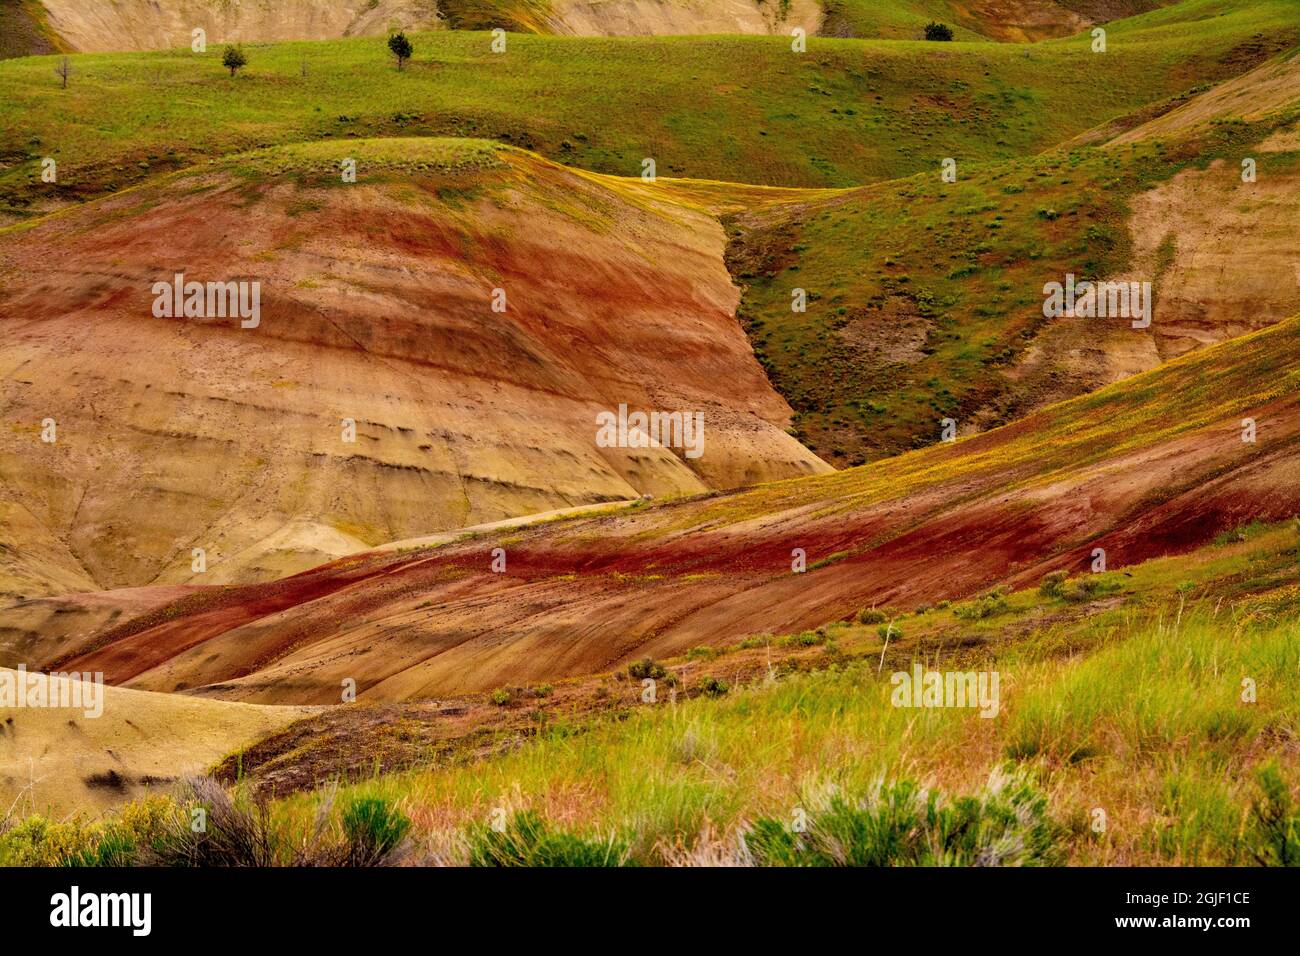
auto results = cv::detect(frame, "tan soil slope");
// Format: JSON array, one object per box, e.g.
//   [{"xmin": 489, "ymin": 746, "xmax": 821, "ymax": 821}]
[
  {"xmin": 39, "ymin": 0, "xmax": 441, "ymax": 52},
  {"xmin": 38, "ymin": 0, "xmax": 818, "ymax": 50},
  {"xmin": 948, "ymin": 0, "xmax": 1089, "ymax": 42},
  {"xmin": 0, "ymin": 138, "xmax": 826, "ymax": 597},
  {"xmin": 999, "ymin": 57, "xmax": 1300, "ymax": 425},
  {"xmin": 1105, "ymin": 56, "xmax": 1300, "ymax": 359},
  {"xmin": 1109, "ymin": 51, "xmax": 1300, "ymax": 148},
  {"xmin": 0, "ymin": 669, "xmax": 311, "ymax": 815},
  {"xmin": 546, "ymin": 0, "xmax": 820, "ymax": 37},
  {"xmin": 0, "ymin": 585, "xmax": 199, "ymax": 676},
  {"xmin": 1007, "ymin": 141, "xmax": 1300, "ymax": 418},
  {"xmin": 1122, "ymin": 153, "xmax": 1300, "ymax": 360},
  {"xmin": 52, "ymin": 317, "xmax": 1300, "ymax": 704},
  {"xmin": 21, "ymin": 0, "xmax": 1188, "ymax": 52}
]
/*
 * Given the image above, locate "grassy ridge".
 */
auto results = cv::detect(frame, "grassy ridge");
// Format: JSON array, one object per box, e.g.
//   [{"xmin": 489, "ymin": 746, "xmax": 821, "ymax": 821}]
[
  {"xmin": 821, "ymin": 0, "xmax": 991, "ymax": 40},
  {"xmin": 826, "ymin": 0, "xmax": 1167, "ymax": 42},
  {"xmin": 604, "ymin": 310, "xmax": 1300, "ymax": 538},
  {"xmin": 730, "ymin": 102, "xmax": 1300, "ymax": 462},
  {"xmin": 1, "ymin": 0, "xmax": 1296, "ymax": 217}
]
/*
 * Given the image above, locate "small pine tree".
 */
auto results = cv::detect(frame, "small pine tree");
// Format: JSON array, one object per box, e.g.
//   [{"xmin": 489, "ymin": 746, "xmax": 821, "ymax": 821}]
[
  {"xmin": 388, "ymin": 31, "xmax": 413, "ymax": 70},
  {"xmin": 222, "ymin": 45, "xmax": 248, "ymax": 77},
  {"xmin": 924, "ymin": 22, "xmax": 954, "ymax": 41}
]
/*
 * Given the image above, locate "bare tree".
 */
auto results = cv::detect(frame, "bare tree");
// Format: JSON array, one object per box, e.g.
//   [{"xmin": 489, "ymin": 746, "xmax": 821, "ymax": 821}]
[{"xmin": 54, "ymin": 56, "xmax": 72, "ymax": 89}]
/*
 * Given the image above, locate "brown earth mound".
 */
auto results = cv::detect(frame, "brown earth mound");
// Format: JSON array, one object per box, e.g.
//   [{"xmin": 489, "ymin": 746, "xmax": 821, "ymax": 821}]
[
  {"xmin": 37, "ymin": 0, "xmax": 441, "ymax": 53},
  {"xmin": 42, "ymin": 316, "xmax": 1300, "ymax": 704},
  {"xmin": 0, "ymin": 139, "xmax": 827, "ymax": 598},
  {"xmin": 0, "ymin": 668, "xmax": 311, "ymax": 815}
]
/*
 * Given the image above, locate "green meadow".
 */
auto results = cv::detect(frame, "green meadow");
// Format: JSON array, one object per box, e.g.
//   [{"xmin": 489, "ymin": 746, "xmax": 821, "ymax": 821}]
[
  {"xmin": 733, "ymin": 103, "xmax": 1300, "ymax": 462},
  {"xmin": 2, "ymin": 0, "xmax": 1297, "ymax": 217}
]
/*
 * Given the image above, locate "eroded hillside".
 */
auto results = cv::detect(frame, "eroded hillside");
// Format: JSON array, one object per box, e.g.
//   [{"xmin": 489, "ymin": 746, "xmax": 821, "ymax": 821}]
[
  {"xmin": 0, "ymin": 138, "xmax": 826, "ymax": 596},
  {"xmin": 0, "ymin": 669, "xmax": 311, "ymax": 814},
  {"xmin": 20, "ymin": 0, "xmax": 1156, "ymax": 54},
  {"xmin": 34, "ymin": 316, "xmax": 1299, "ymax": 703},
  {"xmin": 36, "ymin": 0, "xmax": 441, "ymax": 52},
  {"xmin": 32, "ymin": 0, "xmax": 820, "ymax": 52},
  {"xmin": 723, "ymin": 52, "xmax": 1300, "ymax": 462}
]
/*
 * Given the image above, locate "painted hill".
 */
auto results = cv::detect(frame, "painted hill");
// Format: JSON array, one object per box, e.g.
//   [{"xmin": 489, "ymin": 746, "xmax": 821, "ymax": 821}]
[
  {"xmin": 0, "ymin": 139, "xmax": 829, "ymax": 598},
  {"xmin": 37, "ymin": 313, "xmax": 1298, "ymax": 703},
  {"xmin": 0, "ymin": 0, "xmax": 1293, "ymax": 793},
  {"xmin": 31, "ymin": 0, "xmax": 440, "ymax": 54},
  {"xmin": 29, "ymin": 0, "xmax": 820, "ymax": 53}
]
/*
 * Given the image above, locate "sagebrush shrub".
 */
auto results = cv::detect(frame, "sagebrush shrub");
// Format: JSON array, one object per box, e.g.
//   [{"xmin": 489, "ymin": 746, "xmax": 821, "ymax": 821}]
[
  {"xmin": 142, "ymin": 777, "xmax": 281, "ymax": 867},
  {"xmin": 954, "ymin": 588, "xmax": 1010, "ymax": 620},
  {"xmin": 697, "ymin": 675, "xmax": 730, "ymax": 697},
  {"xmin": 339, "ymin": 794, "xmax": 411, "ymax": 866},
  {"xmin": 1038, "ymin": 570, "xmax": 1068, "ymax": 597},
  {"xmin": 467, "ymin": 811, "xmax": 630, "ymax": 867},
  {"xmin": 628, "ymin": 658, "xmax": 666, "ymax": 680},
  {"xmin": 744, "ymin": 769, "xmax": 1061, "ymax": 866}
]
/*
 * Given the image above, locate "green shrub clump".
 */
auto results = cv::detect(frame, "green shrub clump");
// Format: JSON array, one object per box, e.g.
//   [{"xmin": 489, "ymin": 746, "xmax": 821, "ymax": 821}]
[
  {"xmin": 784, "ymin": 630, "xmax": 823, "ymax": 647},
  {"xmin": 339, "ymin": 794, "xmax": 412, "ymax": 866},
  {"xmin": 1059, "ymin": 575, "xmax": 1120, "ymax": 603},
  {"xmin": 953, "ymin": 588, "xmax": 1010, "ymax": 620},
  {"xmin": 468, "ymin": 810, "xmax": 630, "ymax": 867},
  {"xmin": 697, "ymin": 675, "xmax": 730, "ymax": 698},
  {"xmin": 745, "ymin": 769, "xmax": 1061, "ymax": 866},
  {"xmin": 627, "ymin": 658, "xmax": 667, "ymax": 680},
  {"xmin": 1038, "ymin": 570, "xmax": 1069, "ymax": 597}
]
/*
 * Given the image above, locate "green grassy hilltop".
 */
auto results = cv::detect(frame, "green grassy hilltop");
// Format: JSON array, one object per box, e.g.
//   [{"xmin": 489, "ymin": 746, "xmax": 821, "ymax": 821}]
[{"xmin": 1, "ymin": 0, "xmax": 1296, "ymax": 217}]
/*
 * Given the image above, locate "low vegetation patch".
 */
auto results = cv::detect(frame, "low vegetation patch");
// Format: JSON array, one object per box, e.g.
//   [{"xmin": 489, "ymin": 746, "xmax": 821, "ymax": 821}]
[
  {"xmin": 467, "ymin": 810, "xmax": 630, "ymax": 867},
  {"xmin": 627, "ymin": 658, "xmax": 667, "ymax": 680},
  {"xmin": 745, "ymin": 769, "xmax": 1060, "ymax": 866},
  {"xmin": 953, "ymin": 587, "xmax": 1011, "ymax": 621}
]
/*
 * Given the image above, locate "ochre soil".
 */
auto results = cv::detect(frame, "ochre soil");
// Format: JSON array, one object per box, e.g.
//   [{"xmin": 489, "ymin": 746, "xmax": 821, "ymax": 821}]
[
  {"xmin": 47, "ymin": 320, "xmax": 1300, "ymax": 704},
  {"xmin": 0, "ymin": 144, "xmax": 826, "ymax": 600}
]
